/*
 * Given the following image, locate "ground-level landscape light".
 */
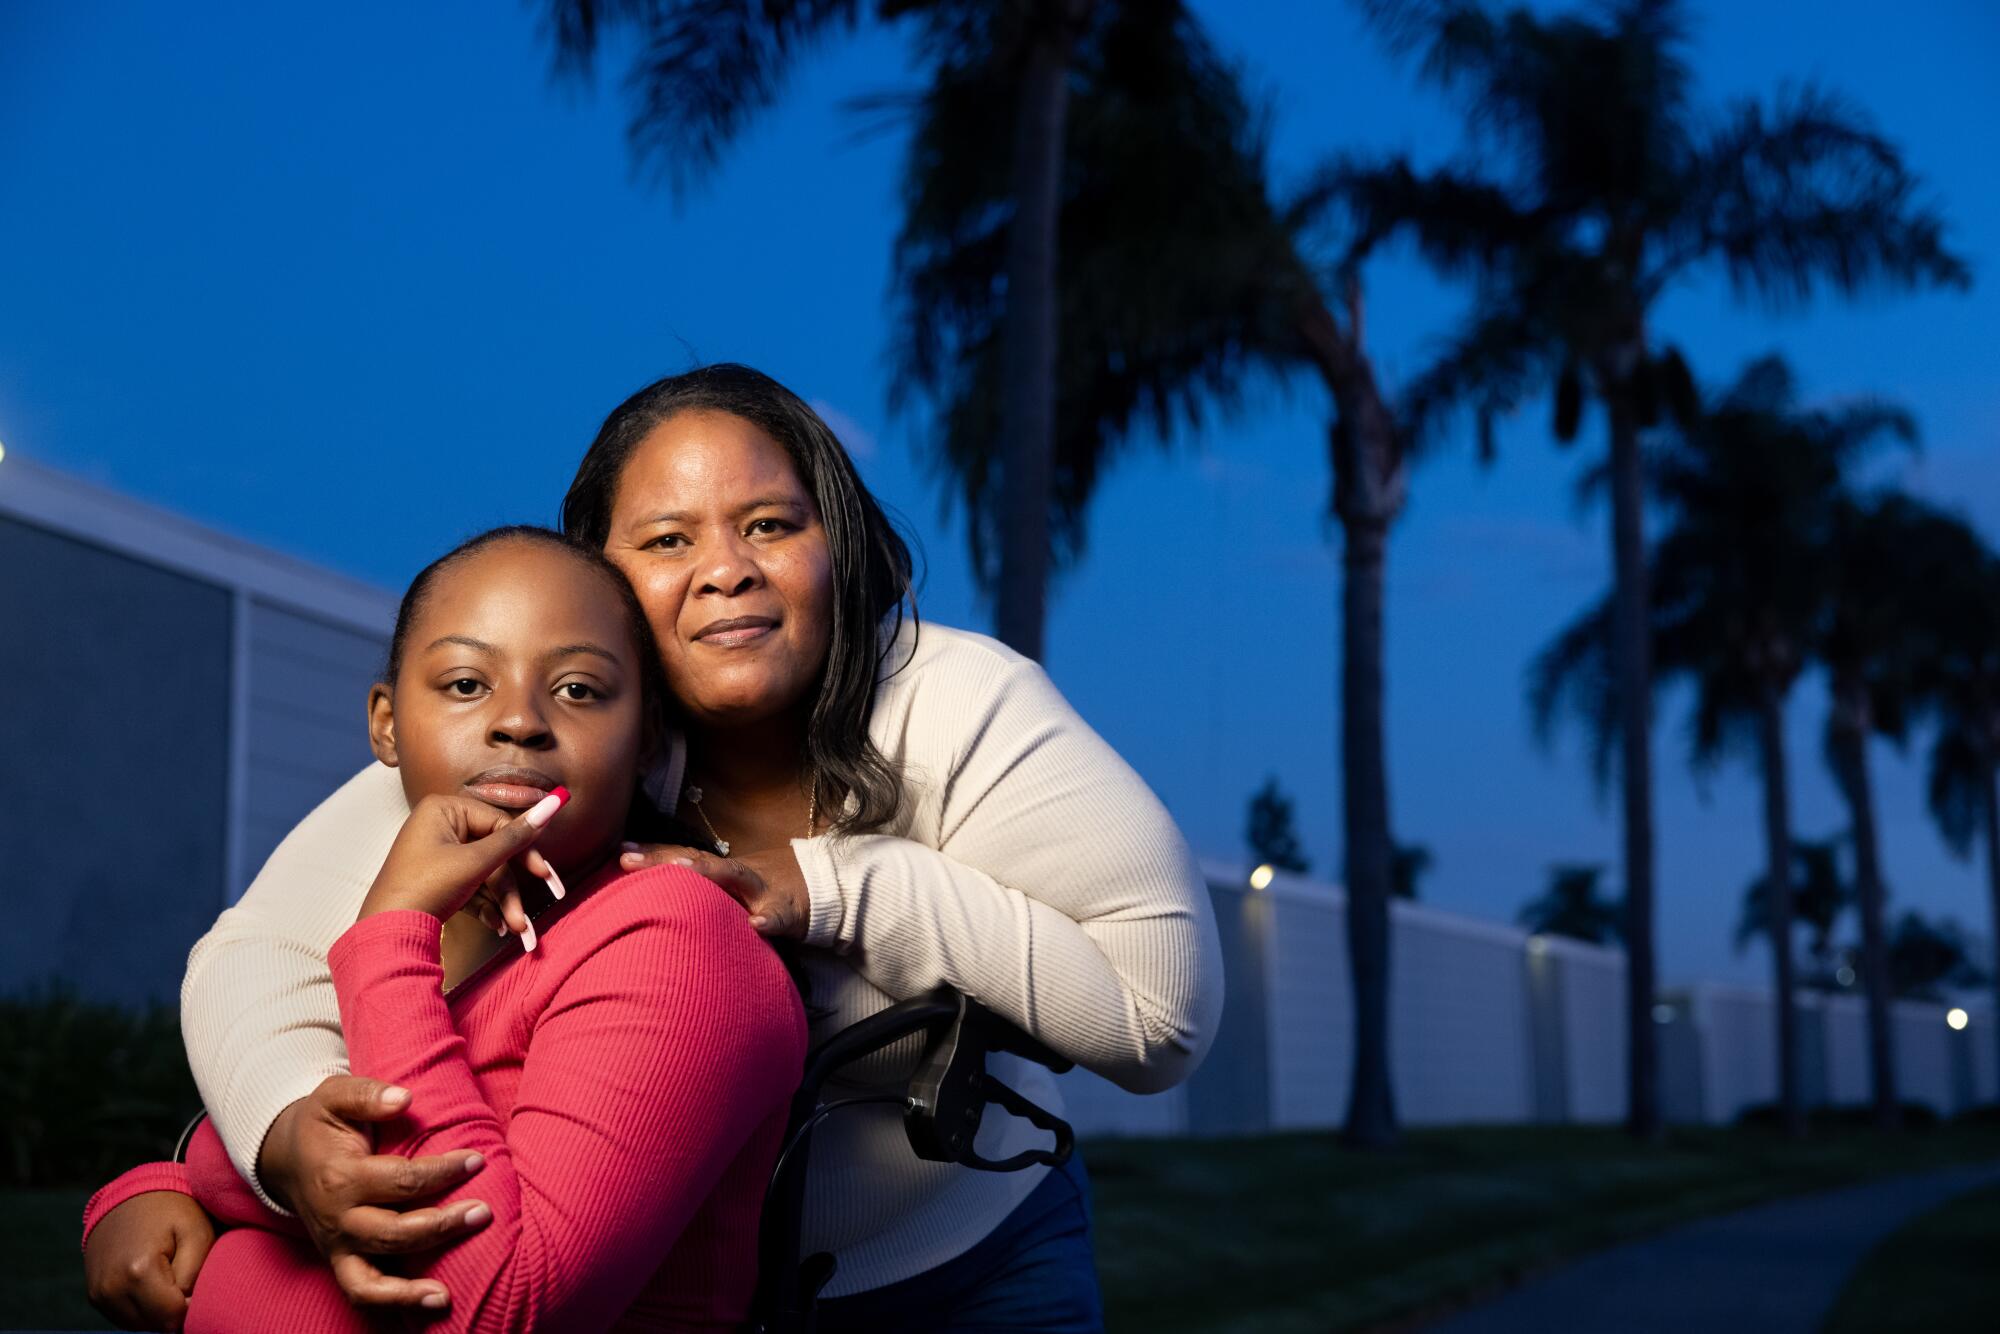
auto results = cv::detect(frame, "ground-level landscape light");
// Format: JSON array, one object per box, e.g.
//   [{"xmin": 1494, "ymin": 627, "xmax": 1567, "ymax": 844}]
[
  {"xmin": 1249, "ymin": 864, "xmax": 1275, "ymax": 891},
  {"xmin": 1947, "ymin": 1008, "xmax": 1969, "ymax": 1031}
]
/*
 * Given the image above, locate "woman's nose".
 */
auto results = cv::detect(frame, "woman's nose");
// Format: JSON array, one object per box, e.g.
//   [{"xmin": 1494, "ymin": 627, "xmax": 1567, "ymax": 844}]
[{"xmin": 697, "ymin": 535, "xmax": 763, "ymax": 597}]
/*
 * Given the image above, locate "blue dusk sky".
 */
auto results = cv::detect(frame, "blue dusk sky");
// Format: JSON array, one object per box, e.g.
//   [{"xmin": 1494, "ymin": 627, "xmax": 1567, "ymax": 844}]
[{"xmin": 4, "ymin": 2, "xmax": 1996, "ymax": 987}]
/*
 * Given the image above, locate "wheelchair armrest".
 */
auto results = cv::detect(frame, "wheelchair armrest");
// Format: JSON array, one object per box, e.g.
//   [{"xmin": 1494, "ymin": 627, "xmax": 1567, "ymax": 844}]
[{"xmin": 751, "ymin": 987, "xmax": 1076, "ymax": 1333}]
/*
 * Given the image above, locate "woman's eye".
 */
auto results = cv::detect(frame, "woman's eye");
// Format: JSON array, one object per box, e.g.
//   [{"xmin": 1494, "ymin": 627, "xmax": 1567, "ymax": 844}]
[
  {"xmin": 646, "ymin": 533, "xmax": 687, "ymax": 550},
  {"xmin": 748, "ymin": 518, "xmax": 788, "ymax": 536},
  {"xmin": 556, "ymin": 682, "xmax": 600, "ymax": 702}
]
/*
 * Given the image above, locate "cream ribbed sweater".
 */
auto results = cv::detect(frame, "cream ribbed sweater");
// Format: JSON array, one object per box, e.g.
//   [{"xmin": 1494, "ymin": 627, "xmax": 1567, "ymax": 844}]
[{"xmin": 181, "ymin": 621, "xmax": 1223, "ymax": 1297}]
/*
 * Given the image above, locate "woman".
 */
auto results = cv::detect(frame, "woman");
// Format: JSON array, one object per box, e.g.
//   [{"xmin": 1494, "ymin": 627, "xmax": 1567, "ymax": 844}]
[
  {"xmin": 84, "ymin": 526, "xmax": 806, "ymax": 1332},
  {"xmin": 88, "ymin": 364, "xmax": 1223, "ymax": 1332}
]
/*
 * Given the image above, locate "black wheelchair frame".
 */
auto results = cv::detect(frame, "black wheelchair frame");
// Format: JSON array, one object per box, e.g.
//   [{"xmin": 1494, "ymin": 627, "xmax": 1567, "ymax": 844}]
[{"xmin": 746, "ymin": 987, "xmax": 1078, "ymax": 1334}]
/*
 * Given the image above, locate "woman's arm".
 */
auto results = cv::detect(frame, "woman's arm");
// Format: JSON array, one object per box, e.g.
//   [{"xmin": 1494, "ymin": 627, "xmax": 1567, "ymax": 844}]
[
  {"xmin": 179, "ymin": 763, "xmax": 408, "ymax": 1205},
  {"xmin": 331, "ymin": 868, "xmax": 804, "ymax": 1333},
  {"xmin": 792, "ymin": 643, "xmax": 1225, "ymax": 1094}
]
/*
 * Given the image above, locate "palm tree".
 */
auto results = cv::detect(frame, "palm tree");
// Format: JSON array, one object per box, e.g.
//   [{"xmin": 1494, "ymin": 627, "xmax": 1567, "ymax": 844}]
[
  {"xmin": 1518, "ymin": 864, "xmax": 1622, "ymax": 946},
  {"xmin": 891, "ymin": 8, "xmax": 1618, "ymax": 1146},
  {"xmin": 538, "ymin": 0, "xmax": 1092, "ymax": 660},
  {"xmin": 1246, "ymin": 777, "xmax": 1311, "ymax": 874},
  {"xmin": 1534, "ymin": 353, "xmax": 1914, "ymax": 1135},
  {"xmin": 1884, "ymin": 912, "xmax": 1987, "ymax": 1002},
  {"xmin": 1391, "ymin": 843, "xmax": 1434, "ymax": 900},
  {"xmin": 1735, "ymin": 836, "xmax": 1853, "ymax": 970},
  {"xmin": 1372, "ymin": 0, "xmax": 1968, "ymax": 1137},
  {"xmin": 1915, "ymin": 534, "xmax": 2000, "ymax": 1078},
  {"xmin": 1818, "ymin": 493, "xmax": 1977, "ymax": 1127}
]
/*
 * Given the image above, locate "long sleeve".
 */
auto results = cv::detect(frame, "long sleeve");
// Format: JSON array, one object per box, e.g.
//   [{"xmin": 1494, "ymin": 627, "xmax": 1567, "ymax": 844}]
[
  {"xmin": 178, "ymin": 763, "xmax": 408, "ymax": 1208},
  {"xmin": 79, "ymin": 1124, "xmax": 295, "ymax": 1253},
  {"xmin": 791, "ymin": 631, "xmax": 1224, "ymax": 1094},
  {"xmin": 328, "ymin": 869, "xmax": 805, "ymax": 1334}
]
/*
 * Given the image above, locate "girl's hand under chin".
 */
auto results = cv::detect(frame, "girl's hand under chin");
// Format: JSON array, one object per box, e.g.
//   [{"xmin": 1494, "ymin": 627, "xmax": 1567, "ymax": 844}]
[
  {"xmin": 617, "ymin": 842, "xmax": 810, "ymax": 940},
  {"xmin": 358, "ymin": 792, "xmax": 567, "ymax": 937}
]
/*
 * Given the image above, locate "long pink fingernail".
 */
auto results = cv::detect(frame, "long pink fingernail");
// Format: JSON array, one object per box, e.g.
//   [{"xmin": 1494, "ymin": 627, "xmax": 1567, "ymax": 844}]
[
  {"xmin": 525, "ymin": 790, "xmax": 565, "ymax": 829},
  {"xmin": 543, "ymin": 866, "xmax": 567, "ymax": 901},
  {"xmin": 521, "ymin": 919, "xmax": 537, "ymax": 952}
]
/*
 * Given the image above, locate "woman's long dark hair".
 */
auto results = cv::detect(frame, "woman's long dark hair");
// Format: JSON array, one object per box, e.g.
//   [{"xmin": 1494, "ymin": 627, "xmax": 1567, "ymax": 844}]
[{"xmin": 561, "ymin": 364, "xmax": 917, "ymax": 834}]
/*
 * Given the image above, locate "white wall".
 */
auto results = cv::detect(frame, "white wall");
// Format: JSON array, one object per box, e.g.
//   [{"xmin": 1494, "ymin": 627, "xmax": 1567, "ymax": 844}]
[{"xmin": 1059, "ymin": 865, "xmax": 1997, "ymax": 1142}]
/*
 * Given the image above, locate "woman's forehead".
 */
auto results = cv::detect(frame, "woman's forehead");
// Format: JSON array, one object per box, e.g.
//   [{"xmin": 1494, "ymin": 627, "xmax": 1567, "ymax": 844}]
[{"xmin": 620, "ymin": 410, "xmax": 807, "ymax": 502}]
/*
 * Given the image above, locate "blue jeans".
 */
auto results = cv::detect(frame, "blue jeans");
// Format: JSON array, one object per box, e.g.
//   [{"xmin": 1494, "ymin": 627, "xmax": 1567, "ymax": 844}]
[{"xmin": 814, "ymin": 1152, "xmax": 1106, "ymax": 1334}]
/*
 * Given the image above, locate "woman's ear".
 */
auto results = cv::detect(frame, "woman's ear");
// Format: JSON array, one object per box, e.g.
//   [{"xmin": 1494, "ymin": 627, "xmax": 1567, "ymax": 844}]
[{"xmin": 367, "ymin": 683, "xmax": 400, "ymax": 768}]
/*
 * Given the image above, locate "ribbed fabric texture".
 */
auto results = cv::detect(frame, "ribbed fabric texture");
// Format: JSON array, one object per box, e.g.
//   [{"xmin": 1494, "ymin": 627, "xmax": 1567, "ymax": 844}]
[
  {"xmin": 180, "ymin": 621, "xmax": 1224, "ymax": 1298},
  {"xmin": 113, "ymin": 866, "xmax": 804, "ymax": 1333},
  {"xmin": 82, "ymin": 1162, "xmax": 192, "ymax": 1252}
]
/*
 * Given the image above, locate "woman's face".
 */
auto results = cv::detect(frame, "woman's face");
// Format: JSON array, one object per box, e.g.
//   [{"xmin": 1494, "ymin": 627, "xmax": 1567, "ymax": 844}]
[
  {"xmin": 367, "ymin": 540, "xmax": 648, "ymax": 874},
  {"xmin": 601, "ymin": 410, "xmax": 835, "ymax": 733}
]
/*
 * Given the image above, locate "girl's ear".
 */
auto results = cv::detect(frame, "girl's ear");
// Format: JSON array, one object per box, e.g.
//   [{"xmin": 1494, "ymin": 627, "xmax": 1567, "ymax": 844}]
[{"xmin": 367, "ymin": 683, "xmax": 401, "ymax": 768}]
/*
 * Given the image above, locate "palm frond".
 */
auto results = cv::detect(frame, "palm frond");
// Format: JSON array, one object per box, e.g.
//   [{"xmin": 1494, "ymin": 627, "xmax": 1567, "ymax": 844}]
[
  {"xmin": 1682, "ymin": 84, "xmax": 1971, "ymax": 304},
  {"xmin": 1526, "ymin": 595, "xmax": 1619, "ymax": 790}
]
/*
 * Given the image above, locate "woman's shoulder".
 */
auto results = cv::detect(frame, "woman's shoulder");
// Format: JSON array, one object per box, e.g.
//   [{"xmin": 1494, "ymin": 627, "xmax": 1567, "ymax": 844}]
[{"xmin": 876, "ymin": 619, "xmax": 1046, "ymax": 704}]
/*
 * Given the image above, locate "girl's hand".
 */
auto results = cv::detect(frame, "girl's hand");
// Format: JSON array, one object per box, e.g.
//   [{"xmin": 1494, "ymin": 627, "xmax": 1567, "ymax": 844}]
[
  {"xmin": 84, "ymin": 1190, "xmax": 213, "ymax": 1331},
  {"xmin": 359, "ymin": 791, "xmax": 566, "ymax": 933},
  {"xmin": 618, "ymin": 842, "xmax": 810, "ymax": 939}
]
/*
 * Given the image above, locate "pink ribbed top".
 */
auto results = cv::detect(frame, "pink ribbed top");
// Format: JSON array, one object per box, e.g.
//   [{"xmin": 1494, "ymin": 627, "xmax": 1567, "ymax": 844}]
[{"xmin": 84, "ymin": 865, "xmax": 806, "ymax": 1333}]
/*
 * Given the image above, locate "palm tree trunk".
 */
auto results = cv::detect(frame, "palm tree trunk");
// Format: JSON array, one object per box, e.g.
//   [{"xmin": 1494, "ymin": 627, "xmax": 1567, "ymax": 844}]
[
  {"xmin": 992, "ymin": 2, "xmax": 1083, "ymax": 662},
  {"xmin": 1340, "ymin": 500, "xmax": 1399, "ymax": 1148},
  {"xmin": 1982, "ymin": 760, "xmax": 2000, "ymax": 1089},
  {"xmin": 1605, "ymin": 387, "xmax": 1661, "ymax": 1140},
  {"xmin": 1757, "ymin": 685, "xmax": 1805, "ymax": 1137},
  {"xmin": 1828, "ymin": 681, "xmax": 1900, "ymax": 1129}
]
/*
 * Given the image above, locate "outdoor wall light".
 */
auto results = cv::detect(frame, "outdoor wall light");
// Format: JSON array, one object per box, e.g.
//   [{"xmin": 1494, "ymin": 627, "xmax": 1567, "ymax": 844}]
[
  {"xmin": 1248, "ymin": 864, "xmax": 1275, "ymax": 891},
  {"xmin": 1835, "ymin": 964, "xmax": 1856, "ymax": 987},
  {"xmin": 1651, "ymin": 1004, "xmax": 1676, "ymax": 1024},
  {"xmin": 1525, "ymin": 935, "xmax": 1548, "ymax": 956},
  {"xmin": 1947, "ymin": 1007, "xmax": 1970, "ymax": 1031}
]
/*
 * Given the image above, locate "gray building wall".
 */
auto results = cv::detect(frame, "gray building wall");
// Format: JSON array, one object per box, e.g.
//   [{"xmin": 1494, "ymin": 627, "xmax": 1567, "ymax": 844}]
[
  {"xmin": 234, "ymin": 599, "xmax": 383, "ymax": 899},
  {"xmin": 1, "ymin": 515, "xmax": 231, "ymax": 1005}
]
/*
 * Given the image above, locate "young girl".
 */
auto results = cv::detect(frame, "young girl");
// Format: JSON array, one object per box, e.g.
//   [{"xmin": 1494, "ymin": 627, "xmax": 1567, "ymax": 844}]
[{"xmin": 80, "ymin": 526, "xmax": 807, "ymax": 1333}]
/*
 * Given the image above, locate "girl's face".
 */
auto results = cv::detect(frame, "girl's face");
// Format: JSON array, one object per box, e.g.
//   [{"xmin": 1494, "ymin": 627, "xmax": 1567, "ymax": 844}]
[
  {"xmin": 367, "ymin": 540, "xmax": 648, "ymax": 875},
  {"xmin": 600, "ymin": 410, "xmax": 835, "ymax": 733}
]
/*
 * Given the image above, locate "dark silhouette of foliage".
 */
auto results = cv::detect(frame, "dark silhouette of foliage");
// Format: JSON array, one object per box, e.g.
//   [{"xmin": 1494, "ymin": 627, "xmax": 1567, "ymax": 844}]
[
  {"xmin": 1245, "ymin": 776, "xmax": 1311, "ymax": 874},
  {"xmin": 1885, "ymin": 912, "xmax": 1986, "ymax": 1001},
  {"xmin": 0, "ymin": 987, "xmax": 200, "ymax": 1188},
  {"xmin": 1518, "ymin": 864, "xmax": 1623, "ymax": 945}
]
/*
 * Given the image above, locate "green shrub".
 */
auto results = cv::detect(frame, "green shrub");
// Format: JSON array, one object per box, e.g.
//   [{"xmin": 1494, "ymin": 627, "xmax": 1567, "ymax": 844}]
[{"xmin": 0, "ymin": 986, "xmax": 200, "ymax": 1188}]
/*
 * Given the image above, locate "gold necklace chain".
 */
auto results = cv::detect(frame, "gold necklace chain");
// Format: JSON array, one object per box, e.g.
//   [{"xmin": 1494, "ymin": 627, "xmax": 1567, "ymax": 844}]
[{"xmin": 684, "ymin": 772, "xmax": 819, "ymax": 858}]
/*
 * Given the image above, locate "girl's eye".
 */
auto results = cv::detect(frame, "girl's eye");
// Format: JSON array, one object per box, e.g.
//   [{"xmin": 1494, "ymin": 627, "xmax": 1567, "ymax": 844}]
[
  {"xmin": 447, "ymin": 678, "xmax": 485, "ymax": 697},
  {"xmin": 556, "ymin": 682, "xmax": 600, "ymax": 702}
]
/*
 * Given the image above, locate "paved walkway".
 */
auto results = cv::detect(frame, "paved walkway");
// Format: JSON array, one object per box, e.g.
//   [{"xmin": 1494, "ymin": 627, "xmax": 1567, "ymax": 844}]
[{"xmin": 1425, "ymin": 1162, "xmax": 2000, "ymax": 1334}]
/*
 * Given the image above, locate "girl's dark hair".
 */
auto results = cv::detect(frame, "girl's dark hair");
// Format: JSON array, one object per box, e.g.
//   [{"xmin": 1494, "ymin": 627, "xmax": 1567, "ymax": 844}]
[
  {"xmin": 382, "ymin": 525, "xmax": 663, "ymax": 707},
  {"xmin": 561, "ymin": 363, "xmax": 918, "ymax": 833}
]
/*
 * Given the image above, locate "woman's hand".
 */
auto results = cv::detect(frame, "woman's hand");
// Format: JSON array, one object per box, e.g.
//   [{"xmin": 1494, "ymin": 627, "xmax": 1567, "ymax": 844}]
[
  {"xmin": 618, "ymin": 842, "xmax": 810, "ymax": 939},
  {"xmin": 358, "ymin": 791, "xmax": 565, "ymax": 932},
  {"xmin": 258, "ymin": 1075, "xmax": 493, "ymax": 1312},
  {"xmin": 84, "ymin": 1190, "xmax": 213, "ymax": 1331}
]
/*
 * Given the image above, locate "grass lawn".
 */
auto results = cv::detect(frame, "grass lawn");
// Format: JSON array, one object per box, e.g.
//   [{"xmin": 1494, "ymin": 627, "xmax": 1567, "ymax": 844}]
[
  {"xmin": 1086, "ymin": 1122, "xmax": 2000, "ymax": 1333},
  {"xmin": 10, "ymin": 1124, "xmax": 2000, "ymax": 1332},
  {"xmin": 1822, "ymin": 1182, "xmax": 2000, "ymax": 1333}
]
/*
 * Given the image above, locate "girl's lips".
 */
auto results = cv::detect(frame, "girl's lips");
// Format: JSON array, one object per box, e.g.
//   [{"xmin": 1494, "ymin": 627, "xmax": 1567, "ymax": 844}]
[{"xmin": 464, "ymin": 782, "xmax": 554, "ymax": 810}]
